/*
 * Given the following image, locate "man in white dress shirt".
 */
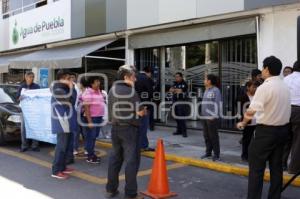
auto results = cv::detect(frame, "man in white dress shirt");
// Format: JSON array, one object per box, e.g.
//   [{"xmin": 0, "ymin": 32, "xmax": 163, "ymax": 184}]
[
  {"xmin": 237, "ymin": 56, "xmax": 291, "ymax": 199},
  {"xmin": 284, "ymin": 61, "xmax": 300, "ymax": 175}
]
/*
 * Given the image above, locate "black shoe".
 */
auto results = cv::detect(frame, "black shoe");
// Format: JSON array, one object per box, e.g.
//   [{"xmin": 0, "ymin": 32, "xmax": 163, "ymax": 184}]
[
  {"xmin": 32, "ymin": 147, "xmax": 40, "ymax": 152},
  {"xmin": 201, "ymin": 154, "xmax": 212, "ymax": 159},
  {"xmin": 86, "ymin": 156, "xmax": 100, "ymax": 164},
  {"xmin": 20, "ymin": 148, "xmax": 28, "ymax": 152},
  {"xmin": 142, "ymin": 147, "xmax": 155, "ymax": 152},
  {"xmin": 283, "ymin": 166, "xmax": 288, "ymax": 171},
  {"xmin": 125, "ymin": 194, "xmax": 144, "ymax": 199},
  {"xmin": 182, "ymin": 134, "xmax": 188, "ymax": 138},
  {"xmin": 212, "ymin": 156, "xmax": 221, "ymax": 162},
  {"xmin": 105, "ymin": 190, "xmax": 119, "ymax": 198},
  {"xmin": 173, "ymin": 132, "xmax": 182, "ymax": 135},
  {"xmin": 66, "ymin": 159, "xmax": 75, "ymax": 165}
]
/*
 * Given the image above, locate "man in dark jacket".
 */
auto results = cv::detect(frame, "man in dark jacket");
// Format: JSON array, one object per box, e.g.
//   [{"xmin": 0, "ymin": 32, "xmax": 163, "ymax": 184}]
[
  {"xmin": 17, "ymin": 71, "xmax": 40, "ymax": 152},
  {"xmin": 135, "ymin": 66, "xmax": 155, "ymax": 151},
  {"xmin": 51, "ymin": 69, "xmax": 77, "ymax": 180},
  {"xmin": 106, "ymin": 65, "xmax": 146, "ymax": 199}
]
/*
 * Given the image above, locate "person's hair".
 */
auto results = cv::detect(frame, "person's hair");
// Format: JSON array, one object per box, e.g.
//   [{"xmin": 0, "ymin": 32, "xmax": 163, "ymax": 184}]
[
  {"xmin": 284, "ymin": 66, "xmax": 293, "ymax": 72},
  {"xmin": 70, "ymin": 72, "xmax": 77, "ymax": 78},
  {"xmin": 56, "ymin": 69, "xmax": 72, "ymax": 80},
  {"xmin": 246, "ymin": 80, "xmax": 261, "ymax": 88},
  {"xmin": 175, "ymin": 72, "xmax": 183, "ymax": 78},
  {"xmin": 117, "ymin": 65, "xmax": 136, "ymax": 80},
  {"xmin": 262, "ymin": 56, "xmax": 282, "ymax": 76},
  {"xmin": 25, "ymin": 71, "xmax": 34, "ymax": 77},
  {"xmin": 293, "ymin": 61, "xmax": 300, "ymax": 72},
  {"xmin": 88, "ymin": 76, "xmax": 101, "ymax": 88},
  {"xmin": 251, "ymin": 69, "xmax": 261, "ymax": 78},
  {"xmin": 206, "ymin": 74, "xmax": 218, "ymax": 86},
  {"xmin": 143, "ymin": 66, "xmax": 152, "ymax": 73}
]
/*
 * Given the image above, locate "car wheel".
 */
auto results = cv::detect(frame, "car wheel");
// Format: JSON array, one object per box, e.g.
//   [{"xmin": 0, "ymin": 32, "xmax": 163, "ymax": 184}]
[{"xmin": 0, "ymin": 122, "xmax": 6, "ymax": 145}]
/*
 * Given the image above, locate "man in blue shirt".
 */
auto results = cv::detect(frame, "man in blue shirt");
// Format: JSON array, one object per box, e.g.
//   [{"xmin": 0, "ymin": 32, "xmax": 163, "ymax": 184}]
[
  {"xmin": 17, "ymin": 71, "xmax": 40, "ymax": 152},
  {"xmin": 201, "ymin": 74, "xmax": 222, "ymax": 161}
]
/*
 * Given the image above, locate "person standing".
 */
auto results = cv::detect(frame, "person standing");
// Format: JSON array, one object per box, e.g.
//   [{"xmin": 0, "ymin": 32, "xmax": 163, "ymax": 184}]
[
  {"xmin": 237, "ymin": 56, "xmax": 291, "ymax": 199},
  {"xmin": 239, "ymin": 80, "xmax": 260, "ymax": 161},
  {"xmin": 17, "ymin": 71, "xmax": 40, "ymax": 152},
  {"xmin": 201, "ymin": 74, "xmax": 222, "ymax": 161},
  {"xmin": 284, "ymin": 61, "xmax": 300, "ymax": 174},
  {"xmin": 106, "ymin": 65, "xmax": 146, "ymax": 199},
  {"xmin": 82, "ymin": 76, "xmax": 105, "ymax": 164},
  {"xmin": 135, "ymin": 66, "xmax": 155, "ymax": 152},
  {"xmin": 51, "ymin": 69, "xmax": 77, "ymax": 180},
  {"xmin": 169, "ymin": 72, "xmax": 188, "ymax": 138}
]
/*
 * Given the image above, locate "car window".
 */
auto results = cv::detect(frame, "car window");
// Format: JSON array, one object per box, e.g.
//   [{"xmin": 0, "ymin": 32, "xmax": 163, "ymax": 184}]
[{"xmin": 0, "ymin": 87, "xmax": 18, "ymax": 103}]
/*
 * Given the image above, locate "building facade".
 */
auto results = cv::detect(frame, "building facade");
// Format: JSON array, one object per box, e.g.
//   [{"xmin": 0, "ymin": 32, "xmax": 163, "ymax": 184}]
[{"xmin": 0, "ymin": 0, "xmax": 299, "ymax": 129}]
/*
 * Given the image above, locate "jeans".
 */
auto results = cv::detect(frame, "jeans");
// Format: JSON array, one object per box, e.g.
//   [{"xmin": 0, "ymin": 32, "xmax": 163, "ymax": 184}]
[
  {"xmin": 52, "ymin": 133, "xmax": 72, "ymax": 174},
  {"xmin": 21, "ymin": 115, "xmax": 39, "ymax": 150},
  {"xmin": 202, "ymin": 119, "xmax": 220, "ymax": 157},
  {"xmin": 74, "ymin": 125, "xmax": 86, "ymax": 151},
  {"xmin": 248, "ymin": 124, "xmax": 288, "ymax": 199},
  {"xmin": 289, "ymin": 106, "xmax": 300, "ymax": 174},
  {"xmin": 106, "ymin": 125, "xmax": 140, "ymax": 198},
  {"xmin": 85, "ymin": 117, "xmax": 103, "ymax": 158},
  {"xmin": 139, "ymin": 114, "xmax": 149, "ymax": 149}
]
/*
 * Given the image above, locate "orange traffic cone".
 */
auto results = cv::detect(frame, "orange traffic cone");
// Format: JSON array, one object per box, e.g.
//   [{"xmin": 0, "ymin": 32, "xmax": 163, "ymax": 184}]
[{"xmin": 141, "ymin": 139, "xmax": 177, "ymax": 199}]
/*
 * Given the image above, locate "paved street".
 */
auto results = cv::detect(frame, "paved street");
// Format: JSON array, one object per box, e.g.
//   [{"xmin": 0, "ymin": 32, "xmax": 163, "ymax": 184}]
[{"xmin": 0, "ymin": 140, "xmax": 300, "ymax": 199}]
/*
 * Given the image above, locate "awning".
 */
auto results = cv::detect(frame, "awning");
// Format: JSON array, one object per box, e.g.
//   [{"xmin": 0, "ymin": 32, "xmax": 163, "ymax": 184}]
[
  {"xmin": 9, "ymin": 39, "xmax": 115, "ymax": 69},
  {"xmin": 0, "ymin": 52, "xmax": 31, "ymax": 73},
  {"xmin": 129, "ymin": 18, "xmax": 257, "ymax": 49}
]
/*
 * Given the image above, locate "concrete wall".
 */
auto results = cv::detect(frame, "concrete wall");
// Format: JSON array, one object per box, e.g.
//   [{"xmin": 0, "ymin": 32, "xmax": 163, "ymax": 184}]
[
  {"xmin": 71, "ymin": 0, "xmax": 86, "ymax": 38},
  {"xmin": 258, "ymin": 6, "xmax": 300, "ymax": 68},
  {"xmin": 244, "ymin": 0, "xmax": 299, "ymax": 10},
  {"xmin": 85, "ymin": 0, "xmax": 106, "ymax": 36},
  {"xmin": 106, "ymin": 0, "xmax": 127, "ymax": 33}
]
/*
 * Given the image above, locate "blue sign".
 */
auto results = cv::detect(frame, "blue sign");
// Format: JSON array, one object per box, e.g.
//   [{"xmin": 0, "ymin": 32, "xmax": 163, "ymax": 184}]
[
  {"xmin": 20, "ymin": 88, "xmax": 56, "ymax": 144},
  {"xmin": 39, "ymin": 68, "xmax": 49, "ymax": 88}
]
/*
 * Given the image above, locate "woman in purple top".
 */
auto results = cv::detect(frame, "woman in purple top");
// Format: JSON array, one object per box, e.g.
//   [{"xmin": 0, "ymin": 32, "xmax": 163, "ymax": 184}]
[{"xmin": 82, "ymin": 76, "xmax": 106, "ymax": 164}]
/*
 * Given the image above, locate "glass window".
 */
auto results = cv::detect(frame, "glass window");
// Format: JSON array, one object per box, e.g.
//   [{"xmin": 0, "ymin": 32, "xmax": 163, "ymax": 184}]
[{"xmin": 2, "ymin": 0, "xmax": 47, "ymax": 19}]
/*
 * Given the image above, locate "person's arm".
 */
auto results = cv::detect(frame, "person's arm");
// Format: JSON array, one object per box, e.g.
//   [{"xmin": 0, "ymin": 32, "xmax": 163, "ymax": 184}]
[
  {"xmin": 82, "ymin": 91, "xmax": 93, "ymax": 128},
  {"xmin": 237, "ymin": 86, "xmax": 267, "ymax": 129}
]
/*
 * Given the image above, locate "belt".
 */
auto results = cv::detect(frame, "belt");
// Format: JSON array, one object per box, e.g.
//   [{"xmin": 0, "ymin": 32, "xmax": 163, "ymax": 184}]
[
  {"xmin": 291, "ymin": 105, "xmax": 300, "ymax": 108},
  {"xmin": 257, "ymin": 123, "xmax": 289, "ymax": 128}
]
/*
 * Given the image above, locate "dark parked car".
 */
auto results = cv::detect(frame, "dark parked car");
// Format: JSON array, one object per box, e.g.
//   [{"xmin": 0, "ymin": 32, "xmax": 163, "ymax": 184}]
[{"xmin": 0, "ymin": 84, "xmax": 22, "ymax": 145}]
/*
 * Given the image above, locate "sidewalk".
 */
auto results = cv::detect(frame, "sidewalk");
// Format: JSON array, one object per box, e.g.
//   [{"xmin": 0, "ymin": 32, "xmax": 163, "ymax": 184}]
[
  {"xmin": 146, "ymin": 126, "xmax": 246, "ymax": 167},
  {"xmin": 98, "ymin": 126, "xmax": 300, "ymax": 187}
]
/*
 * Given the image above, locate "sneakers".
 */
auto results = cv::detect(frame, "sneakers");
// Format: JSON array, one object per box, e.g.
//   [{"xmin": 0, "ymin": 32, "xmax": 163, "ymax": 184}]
[
  {"xmin": 212, "ymin": 156, "xmax": 221, "ymax": 162},
  {"xmin": 86, "ymin": 156, "xmax": 101, "ymax": 164},
  {"xmin": 105, "ymin": 190, "xmax": 119, "ymax": 198},
  {"xmin": 73, "ymin": 150, "xmax": 79, "ymax": 155},
  {"xmin": 201, "ymin": 154, "xmax": 212, "ymax": 159},
  {"xmin": 51, "ymin": 172, "xmax": 68, "ymax": 180},
  {"xmin": 62, "ymin": 167, "xmax": 75, "ymax": 174}
]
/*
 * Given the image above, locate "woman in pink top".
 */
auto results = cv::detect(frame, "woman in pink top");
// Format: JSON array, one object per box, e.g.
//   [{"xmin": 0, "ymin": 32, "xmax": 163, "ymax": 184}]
[{"xmin": 82, "ymin": 76, "xmax": 106, "ymax": 164}]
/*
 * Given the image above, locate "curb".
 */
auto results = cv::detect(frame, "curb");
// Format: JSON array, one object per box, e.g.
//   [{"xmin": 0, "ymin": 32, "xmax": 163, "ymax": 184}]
[{"xmin": 96, "ymin": 140, "xmax": 300, "ymax": 187}]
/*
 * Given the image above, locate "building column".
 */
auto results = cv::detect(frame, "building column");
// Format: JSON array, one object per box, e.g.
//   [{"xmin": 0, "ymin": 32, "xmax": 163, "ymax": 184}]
[
  {"xmin": 125, "ymin": 34, "xmax": 134, "ymax": 66},
  {"xmin": 160, "ymin": 47, "xmax": 166, "ymax": 122}
]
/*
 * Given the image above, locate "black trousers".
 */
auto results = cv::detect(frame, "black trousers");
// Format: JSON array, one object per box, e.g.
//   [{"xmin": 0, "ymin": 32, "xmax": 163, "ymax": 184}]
[
  {"xmin": 106, "ymin": 125, "xmax": 140, "ymax": 198},
  {"xmin": 282, "ymin": 127, "xmax": 292, "ymax": 169},
  {"xmin": 202, "ymin": 119, "xmax": 220, "ymax": 157},
  {"xmin": 289, "ymin": 106, "xmax": 300, "ymax": 174},
  {"xmin": 242, "ymin": 125, "xmax": 256, "ymax": 160},
  {"xmin": 248, "ymin": 124, "xmax": 289, "ymax": 199},
  {"xmin": 175, "ymin": 104, "xmax": 187, "ymax": 136},
  {"xmin": 52, "ymin": 133, "xmax": 72, "ymax": 175}
]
